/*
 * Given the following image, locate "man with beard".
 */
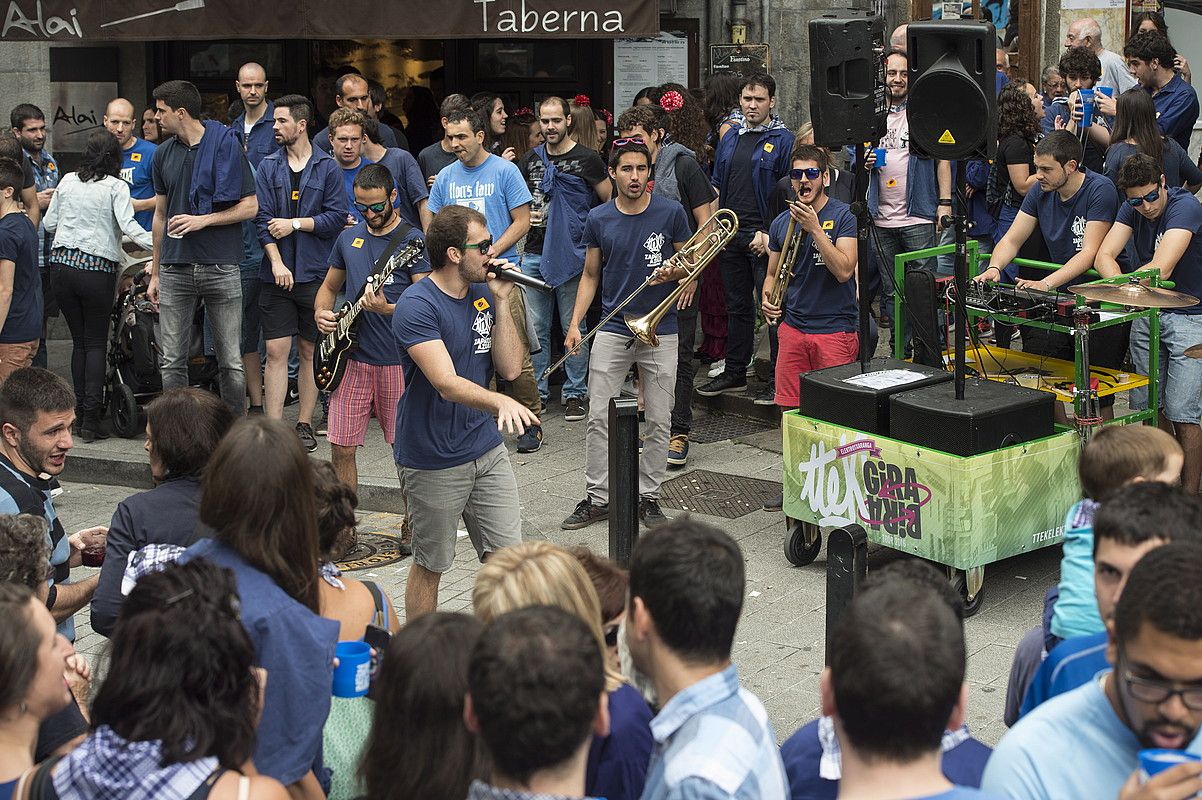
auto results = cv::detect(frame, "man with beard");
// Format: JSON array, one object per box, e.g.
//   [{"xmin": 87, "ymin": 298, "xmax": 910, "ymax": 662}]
[
  {"xmin": 392, "ymin": 205, "xmax": 535, "ymax": 620},
  {"xmin": 254, "ymin": 94, "xmax": 347, "ymax": 452},
  {"xmin": 315, "ymin": 164, "xmax": 429, "ymax": 494},
  {"xmin": 0, "ymin": 368, "xmax": 107, "ymax": 640},
  {"xmin": 984, "ymin": 541, "xmax": 1202, "ymax": 799},
  {"xmin": 560, "ymin": 140, "xmax": 691, "ymax": 531}
]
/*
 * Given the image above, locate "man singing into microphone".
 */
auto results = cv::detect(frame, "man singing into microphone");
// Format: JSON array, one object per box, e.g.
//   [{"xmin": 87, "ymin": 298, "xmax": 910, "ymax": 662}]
[
  {"xmin": 392, "ymin": 204, "xmax": 536, "ymax": 619},
  {"xmin": 560, "ymin": 139, "xmax": 692, "ymax": 531}
]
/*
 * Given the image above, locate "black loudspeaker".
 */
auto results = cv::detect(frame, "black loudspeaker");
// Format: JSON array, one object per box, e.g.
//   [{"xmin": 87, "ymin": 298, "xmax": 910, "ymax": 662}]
[
  {"xmin": 889, "ymin": 379, "xmax": 1055, "ymax": 456},
  {"xmin": 906, "ymin": 21, "xmax": 997, "ymax": 160},
  {"xmin": 809, "ymin": 14, "xmax": 887, "ymax": 147},
  {"xmin": 798, "ymin": 357, "xmax": 953, "ymax": 434}
]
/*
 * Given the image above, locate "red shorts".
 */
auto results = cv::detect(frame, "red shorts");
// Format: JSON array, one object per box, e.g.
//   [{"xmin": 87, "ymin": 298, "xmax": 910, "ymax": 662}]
[
  {"xmin": 327, "ymin": 360, "xmax": 404, "ymax": 447},
  {"xmin": 774, "ymin": 322, "xmax": 859, "ymax": 408}
]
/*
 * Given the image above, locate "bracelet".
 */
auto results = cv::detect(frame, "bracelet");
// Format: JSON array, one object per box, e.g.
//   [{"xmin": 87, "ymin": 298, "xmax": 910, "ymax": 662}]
[
  {"xmin": 938, "ymin": 199, "xmax": 953, "ymax": 205},
  {"xmin": 45, "ymin": 583, "xmax": 57, "ymax": 609}
]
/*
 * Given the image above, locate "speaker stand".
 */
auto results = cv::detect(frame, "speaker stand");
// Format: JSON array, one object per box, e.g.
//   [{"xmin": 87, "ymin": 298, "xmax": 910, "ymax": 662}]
[
  {"xmin": 947, "ymin": 195, "xmax": 970, "ymax": 401},
  {"xmin": 851, "ymin": 142, "xmax": 876, "ymax": 372}
]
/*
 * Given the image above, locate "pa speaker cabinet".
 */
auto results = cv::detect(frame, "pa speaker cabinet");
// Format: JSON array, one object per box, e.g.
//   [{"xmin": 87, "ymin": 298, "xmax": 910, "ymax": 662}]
[
  {"xmin": 906, "ymin": 20, "xmax": 997, "ymax": 160},
  {"xmin": 798, "ymin": 357, "xmax": 953, "ymax": 434},
  {"xmin": 889, "ymin": 379, "xmax": 1055, "ymax": 456},
  {"xmin": 809, "ymin": 13, "xmax": 887, "ymax": 147}
]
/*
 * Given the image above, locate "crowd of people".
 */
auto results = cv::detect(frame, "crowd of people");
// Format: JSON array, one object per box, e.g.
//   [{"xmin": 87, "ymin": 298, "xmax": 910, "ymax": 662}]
[{"xmin": 0, "ymin": 9, "xmax": 1200, "ymax": 800}]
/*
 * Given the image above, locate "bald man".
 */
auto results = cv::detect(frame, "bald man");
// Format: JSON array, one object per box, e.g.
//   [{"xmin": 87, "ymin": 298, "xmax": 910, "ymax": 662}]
[
  {"xmin": 1064, "ymin": 16, "xmax": 1137, "ymax": 96},
  {"xmin": 312, "ymin": 73, "xmax": 400, "ymax": 154},
  {"xmin": 890, "ymin": 23, "xmax": 907, "ymax": 51},
  {"xmin": 230, "ymin": 62, "xmax": 278, "ymax": 168},
  {"xmin": 103, "ymin": 97, "xmax": 156, "ymax": 231}
]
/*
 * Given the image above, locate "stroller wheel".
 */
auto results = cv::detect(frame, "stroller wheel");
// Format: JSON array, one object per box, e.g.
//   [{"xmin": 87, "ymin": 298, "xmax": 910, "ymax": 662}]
[{"xmin": 110, "ymin": 384, "xmax": 145, "ymax": 438}]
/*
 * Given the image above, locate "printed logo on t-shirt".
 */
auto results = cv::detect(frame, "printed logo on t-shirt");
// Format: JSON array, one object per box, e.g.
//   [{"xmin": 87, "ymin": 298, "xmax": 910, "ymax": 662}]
[
  {"xmin": 472, "ymin": 307, "xmax": 494, "ymax": 354},
  {"xmin": 1071, "ymin": 216, "xmax": 1087, "ymax": 250},
  {"xmin": 130, "ymin": 152, "xmax": 142, "ymax": 163},
  {"xmin": 448, "ymin": 179, "xmax": 497, "ymax": 216},
  {"xmin": 1155, "ymin": 231, "xmax": 1165, "ymax": 250},
  {"xmin": 643, "ymin": 232, "xmax": 666, "ymax": 269},
  {"xmin": 351, "ymin": 238, "xmax": 365, "ymax": 249},
  {"xmin": 119, "ymin": 167, "xmax": 135, "ymax": 185}
]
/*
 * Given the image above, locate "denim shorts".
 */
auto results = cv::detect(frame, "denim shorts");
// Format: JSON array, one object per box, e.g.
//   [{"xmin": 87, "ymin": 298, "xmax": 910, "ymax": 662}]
[{"xmin": 1129, "ymin": 312, "xmax": 1202, "ymax": 424}]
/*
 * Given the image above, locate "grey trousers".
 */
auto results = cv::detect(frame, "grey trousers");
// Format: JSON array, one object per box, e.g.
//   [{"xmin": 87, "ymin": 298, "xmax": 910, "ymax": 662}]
[{"xmin": 585, "ymin": 331, "xmax": 678, "ymax": 504}]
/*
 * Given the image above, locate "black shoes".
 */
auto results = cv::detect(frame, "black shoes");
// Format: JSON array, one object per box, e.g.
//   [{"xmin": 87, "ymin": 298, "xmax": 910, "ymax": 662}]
[
  {"xmin": 562, "ymin": 498, "xmax": 609, "ymax": 530},
  {"xmin": 639, "ymin": 498, "xmax": 668, "ymax": 527},
  {"xmin": 696, "ymin": 373, "xmax": 748, "ymax": 397}
]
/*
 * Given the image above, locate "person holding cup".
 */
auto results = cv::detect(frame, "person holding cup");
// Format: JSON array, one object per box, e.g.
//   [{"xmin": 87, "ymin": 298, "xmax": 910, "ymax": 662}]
[{"xmin": 1050, "ymin": 47, "xmax": 1111, "ymax": 174}]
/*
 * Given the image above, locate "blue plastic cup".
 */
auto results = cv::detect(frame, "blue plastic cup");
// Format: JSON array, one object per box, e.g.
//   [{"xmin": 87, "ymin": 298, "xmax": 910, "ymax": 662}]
[
  {"xmin": 871, "ymin": 147, "xmax": 887, "ymax": 168},
  {"xmin": 332, "ymin": 640, "xmax": 372, "ymax": 698},
  {"xmin": 1138, "ymin": 749, "xmax": 1201, "ymax": 781},
  {"xmin": 1078, "ymin": 88, "xmax": 1095, "ymax": 129}
]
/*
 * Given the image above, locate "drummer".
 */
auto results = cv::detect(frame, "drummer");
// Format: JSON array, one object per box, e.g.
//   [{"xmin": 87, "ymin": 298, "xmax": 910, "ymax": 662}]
[{"xmin": 1095, "ymin": 153, "xmax": 1202, "ymax": 495}]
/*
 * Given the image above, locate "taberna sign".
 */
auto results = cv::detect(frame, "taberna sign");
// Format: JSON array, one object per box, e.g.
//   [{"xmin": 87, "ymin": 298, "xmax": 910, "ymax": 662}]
[{"xmin": 0, "ymin": 0, "xmax": 658, "ymax": 40}]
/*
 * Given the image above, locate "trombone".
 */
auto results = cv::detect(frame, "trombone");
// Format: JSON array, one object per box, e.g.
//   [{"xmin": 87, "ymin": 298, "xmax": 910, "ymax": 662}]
[
  {"xmin": 763, "ymin": 189, "xmax": 805, "ymax": 325},
  {"xmin": 541, "ymin": 208, "xmax": 739, "ymax": 380}
]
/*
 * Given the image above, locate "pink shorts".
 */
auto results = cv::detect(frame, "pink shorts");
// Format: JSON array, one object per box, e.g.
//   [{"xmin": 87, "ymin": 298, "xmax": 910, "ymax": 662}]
[
  {"xmin": 775, "ymin": 322, "xmax": 859, "ymax": 408},
  {"xmin": 327, "ymin": 360, "xmax": 404, "ymax": 447}
]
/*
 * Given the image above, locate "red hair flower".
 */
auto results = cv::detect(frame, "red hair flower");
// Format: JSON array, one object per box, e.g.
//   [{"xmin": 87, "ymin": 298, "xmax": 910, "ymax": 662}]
[
  {"xmin": 573, "ymin": 93, "xmax": 592, "ymax": 107},
  {"xmin": 514, "ymin": 106, "xmax": 533, "ymax": 117},
  {"xmin": 659, "ymin": 90, "xmax": 685, "ymax": 113},
  {"xmin": 598, "ymin": 108, "xmax": 613, "ymax": 125}
]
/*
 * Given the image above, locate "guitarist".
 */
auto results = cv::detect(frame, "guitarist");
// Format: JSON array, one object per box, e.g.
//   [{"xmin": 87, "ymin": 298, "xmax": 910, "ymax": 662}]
[{"xmin": 315, "ymin": 164, "xmax": 429, "ymax": 493}]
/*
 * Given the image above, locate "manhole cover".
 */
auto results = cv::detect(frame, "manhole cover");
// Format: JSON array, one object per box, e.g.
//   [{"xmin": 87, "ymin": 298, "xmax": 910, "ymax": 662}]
[
  {"xmin": 336, "ymin": 531, "xmax": 409, "ymax": 572},
  {"xmin": 689, "ymin": 413, "xmax": 774, "ymax": 444},
  {"xmin": 660, "ymin": 469, "xmax": 781, "ymax": 519}
]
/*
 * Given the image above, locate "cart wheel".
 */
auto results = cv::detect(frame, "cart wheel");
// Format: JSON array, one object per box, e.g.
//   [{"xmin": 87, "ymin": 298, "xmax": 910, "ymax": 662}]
[
  {"xmin": 784, "ymin": 519, "xmax": 823, "ymax": 566},
  {"xmin": 950, "ymin": 569, "xmax": 985, "ymax": 618},
  {"xmin": 110, "ymin": 384, "xmax": 144, "ymax": 439}
]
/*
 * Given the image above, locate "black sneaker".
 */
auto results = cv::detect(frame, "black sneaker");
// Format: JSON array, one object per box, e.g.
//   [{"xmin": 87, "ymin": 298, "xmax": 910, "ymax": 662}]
[
  {"xmin": 763, "ymin": 492, "xmax": 783, "ymax": 512},
  {"xmin": 296, "ymin": 422, "xmax": 318, "ymax": 453},
  {"xmin": 564, "ymin": 397, "xmax": 587, "ymax": 422},
  {"xmin": 314, "ymin": 407, "xmax": 328, "ymax": 437},
  {"xmin": 639, "ymin": 498, "xmax": 668, "ymax": 527},
  {"xmin": 562, "ymin": 498, "xmax": 609, "ymax": 530},
  {"xmin": 285, "ymin": 377, "xmax": 300, "ymax": 406},
  {"xmin": 753, "ymin": 385, "xmax": 776, "ymax": 406},
  {"xmin": 516, "ymin": 424, "xmax": 543, "ymax": 453},
  {"xmin": 696, "ymin": 373, "xmax": 748, "ymax": 397}
]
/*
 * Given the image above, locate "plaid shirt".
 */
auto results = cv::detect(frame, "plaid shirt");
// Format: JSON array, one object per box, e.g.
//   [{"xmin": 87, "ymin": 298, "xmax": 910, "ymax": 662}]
[
  {"xmin": 53, "ymin": 725, "xmax": 218, "ymax": 800},
  {"xmin": 640, "ymin": 665, "xmax": 788, "ymax": 800},
  {"xmin": 467, "ymin": 779, "xmax": 601, "ymax": 800}
]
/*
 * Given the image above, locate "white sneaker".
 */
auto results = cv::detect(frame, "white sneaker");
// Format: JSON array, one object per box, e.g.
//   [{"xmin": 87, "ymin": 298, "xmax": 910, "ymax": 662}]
[{"xmin": 707, "ymin": 359, "xmax": 726, "ymax": 378}]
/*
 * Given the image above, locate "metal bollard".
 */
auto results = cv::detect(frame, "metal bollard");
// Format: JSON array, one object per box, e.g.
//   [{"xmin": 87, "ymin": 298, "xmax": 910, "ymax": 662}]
[
  {"xmin": 608, "ymin": 397, "xmax": 640, "ymax": 567},
  {"xmin": 825, "ymin": 524, "xmax": 868, "ymax": 665}
]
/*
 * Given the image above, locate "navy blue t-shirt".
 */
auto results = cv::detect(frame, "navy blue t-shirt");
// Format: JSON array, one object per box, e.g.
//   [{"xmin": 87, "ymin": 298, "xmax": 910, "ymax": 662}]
[
  {"xmin": 1150, "ymin": 74, "xmax": 1201, "ymax": 151},
  {"xmin": 392, "ymin": 277, "xmax": 502, "ymax": 469},
  {"xmin": 329, "ymin": 221, "xmax": 430, "ymax": 366},
  {"xmin": 375, "ymin": 147, "xmax": 430, "ymax": 230},
  {"xmin": 0, "ymin": 213, "xmax": 42, "ymax": 343},
  {"xmin": 585, "ymin": 683, "xmax": 654, "ymax": 800},
  {"xmin": 582, "ymin": 194, "xmax": 692, "ymax": 337},
  {"xmin": 767, "ymin": 198, "xmax": 858, "ymax": 334},
  {"xmin": 1117, "ymin": 186, "xmax": 1202, "ymax": 315},
  {"xmin": 1017, "ymin": 168, "xmax": 1119, "ymax": 285}
]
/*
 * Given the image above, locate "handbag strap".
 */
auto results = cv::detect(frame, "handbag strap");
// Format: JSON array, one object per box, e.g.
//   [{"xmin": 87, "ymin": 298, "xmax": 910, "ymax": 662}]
[
  {"xmin": 363, "ymin": 580, "xmax": 387, "ymax": 629},
  {"xmin": 18, "ymin": 754, "xmax": 63, "ymax": 800},
  {"xmin": 352, "ymin": 222, "xmax": 414, "ymax": 305}
]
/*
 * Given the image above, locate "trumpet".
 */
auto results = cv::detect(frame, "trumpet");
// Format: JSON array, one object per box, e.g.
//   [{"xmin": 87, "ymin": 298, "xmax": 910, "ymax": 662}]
[
  {"xmin": 764, "ymin": 189, "xmax": 805, "ymax": 325},
  {"xmin": 542, "ymin": 208, "xmax": 739, "ymax": 379}
]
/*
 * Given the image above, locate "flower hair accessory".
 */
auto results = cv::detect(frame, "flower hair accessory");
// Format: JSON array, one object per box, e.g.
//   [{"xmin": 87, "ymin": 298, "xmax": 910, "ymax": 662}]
[
  {"xmin": 598, "ymin": 108, "xmax": 613, "ymax": 125},
  {"xmin": 514, "ymin": 106, "xmax": 534, "ymax": 117},
  {"xmin": 573, "ymin": 93, "xmax": 592, "ymax": 107},
  {"xmin": 660, "ymin": 90, "xmax": 685, "ymax": 113}
]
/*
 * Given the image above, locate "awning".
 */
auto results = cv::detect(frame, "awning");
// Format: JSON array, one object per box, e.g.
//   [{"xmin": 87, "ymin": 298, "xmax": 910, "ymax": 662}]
[{"xmin": 1, "ymin": 0, "xmax": 659, "ymax": 41}]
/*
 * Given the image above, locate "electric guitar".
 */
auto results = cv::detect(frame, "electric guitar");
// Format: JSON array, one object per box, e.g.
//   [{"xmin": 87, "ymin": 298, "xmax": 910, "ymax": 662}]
[{"xmin": 313, "ymin": 238, "xmax": 426, "ymax": 393}]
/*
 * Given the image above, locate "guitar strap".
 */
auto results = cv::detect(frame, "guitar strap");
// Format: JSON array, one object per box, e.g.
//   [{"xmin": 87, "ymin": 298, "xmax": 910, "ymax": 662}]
[{"xmin": 352, "ymin": 221, "xmax": 416, "ymax": 304}]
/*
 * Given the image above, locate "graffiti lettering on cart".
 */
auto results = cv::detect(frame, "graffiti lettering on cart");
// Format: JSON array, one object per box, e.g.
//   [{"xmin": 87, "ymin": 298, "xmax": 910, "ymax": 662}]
[
  {"xmin": 796, "ymin": 439, "xmax": 869, "ymax": 527},
  {"xmin": 861, "ymin": 461, "xmax": 931, "ymax": 539}
]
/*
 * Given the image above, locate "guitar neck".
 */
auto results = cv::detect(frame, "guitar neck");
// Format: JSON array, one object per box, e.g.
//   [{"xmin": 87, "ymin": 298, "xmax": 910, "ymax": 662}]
[{"xmin": 334, "ymin": 240, "xmax": 425, "ymax": 337}]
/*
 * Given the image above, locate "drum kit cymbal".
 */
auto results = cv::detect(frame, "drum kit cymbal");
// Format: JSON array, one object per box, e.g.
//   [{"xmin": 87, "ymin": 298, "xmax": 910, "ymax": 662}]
[{"xmin": 1067, "ymin": 278, "xmax": 1202, "ymax": 358}]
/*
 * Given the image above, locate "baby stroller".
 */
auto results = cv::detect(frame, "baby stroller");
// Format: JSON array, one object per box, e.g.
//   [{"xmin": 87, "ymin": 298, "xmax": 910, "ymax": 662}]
[{"xmin": 103, "ymin": 270, "xmax": 219, "ymax": 438}]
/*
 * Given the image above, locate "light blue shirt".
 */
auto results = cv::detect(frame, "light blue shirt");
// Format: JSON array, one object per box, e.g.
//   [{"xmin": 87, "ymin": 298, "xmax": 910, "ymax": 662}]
[
  {"xmin": 640, "ymin": 664, "xmax": 788, "ymax": 800},
  {"xmin": 427, "ymin": 153, "xmax": 532, "ymax": 262},
  {"xmin": 1050, "ymin": 499, "xmax": 1104, "ymax": 640},
  {"xmin": 982, "ymin": 673, "xmax": 1202, "ymax": 799}
]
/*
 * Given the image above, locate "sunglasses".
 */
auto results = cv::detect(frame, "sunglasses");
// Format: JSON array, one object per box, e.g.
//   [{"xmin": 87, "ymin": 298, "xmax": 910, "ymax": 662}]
[
  {"xmin": 791, "ymin": 167, "xmax": 823, "ymax": 180},
  {"xmin": 353, "ymin": 200, "xmax": 390, "ymax": 214},
  {"xmin": 1126, "ymin": 189, "xmax": 1160, "ymax": 207},
  {"xmin": 461, "ymin": 238, "xmax": 493, "ymax": 255},
  {"xmin": 611, "ymin": 136, "xmax": 645, "ymax": 148}
]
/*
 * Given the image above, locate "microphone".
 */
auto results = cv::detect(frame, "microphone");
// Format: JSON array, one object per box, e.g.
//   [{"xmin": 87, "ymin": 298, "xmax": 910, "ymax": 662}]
[{"xmin": 490, "ymin": 265, "xmax": 552, "ymax": 293}]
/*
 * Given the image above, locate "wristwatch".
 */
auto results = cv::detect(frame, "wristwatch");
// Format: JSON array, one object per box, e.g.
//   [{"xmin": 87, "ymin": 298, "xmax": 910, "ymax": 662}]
[{"xmin": 292, "ymin": 219, "xmax": 301, "ymax": 232}]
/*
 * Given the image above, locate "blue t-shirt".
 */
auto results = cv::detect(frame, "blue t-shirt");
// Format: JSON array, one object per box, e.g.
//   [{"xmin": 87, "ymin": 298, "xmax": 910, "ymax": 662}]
[
  {"xmin": 392, "ymin": 277, "xmax": 503, "ymax": 469},
  {"xmin": 1150, "ymin": 74, "xmax": 1201, "ymax": 151},
  {"xmin": 780, "ymin": 719, "xmax": 993, "ymax": 800},
  {"xmin": 1015, "ymin": 168, "xmax": 1119, "ymax": 285},
  {"xmin": 427, "ymin": 154, "xmax": 533, "ymax": 262},
  {"xmin": 376, "ymin": 147, "xmax": 430, "ymax": 231},
  {"xmin": 0, "ymin": 213, "xmax": 42, "ymax": 343},
  {"xmin": 1050, "ymin": 499, "xmax": 1103, "ymax": 640},
  {"xmin": 586, "ymin": 683, "xmax": 654, "ymax": 800},
  {"xmin": 767, "ymin": 198, "xmax": 858, "ymax": 334},
  {"xmin": 119, "ymin": 138, "xmax": 156, "ymax": 230},
  {"xmin": 342, "ymin": 159, "xmax": 372, "ymax": 225},
  {"xmin": 329, "ymin": 221, "xmax": 430, "ymax": 366},
  {"xmin": 1117, "ymin": 186, "xmax": 1202, "ymax": 315},
  {"xmin": 983, "ymin": 677, "xmax": 1202, "ymax": 799},
  {"xmin": 582, "ymin": 195, "xmax": 692, "ymax": 337},
  {"xmin": 1019, "ymin": 632, "xmax": 1109, "ymax": 720}
]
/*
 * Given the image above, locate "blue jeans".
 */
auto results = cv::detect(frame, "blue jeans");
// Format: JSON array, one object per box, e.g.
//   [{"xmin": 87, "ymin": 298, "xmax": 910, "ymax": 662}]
[
  {"xmin": 159, "ymin": 263, "xmax": 245, "ymax": 415},
  {"xmin": 522, "ymin": 253, "xmax": 588, "ymax": 401},
  {"xmin": 1130, "ymin": 313, "xmax": 1202, "ymax": 423},
  {"xmin": 871, "ymin": 222, "xmax": 937, "ymax": 317}
]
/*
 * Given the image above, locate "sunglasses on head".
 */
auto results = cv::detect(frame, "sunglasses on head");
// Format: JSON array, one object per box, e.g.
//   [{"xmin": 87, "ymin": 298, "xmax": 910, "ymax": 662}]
[
  {"xmin": 611, "ymin": 136, "xmax": 645, "ymax": 149},
  {"xmin": 1126, "ymin": 189, "xmax": 1160, "ymax": 207},
  {"xmin": 353, "ymin": 200, "xmax": 390, "ymax": 214},
  {"xmin": 461, "ymin": 238, "xmax": 493, "ymax": 255},
  {"xmin": 791, "ymin": 167, "xmax": 822, "ymax": 180}
]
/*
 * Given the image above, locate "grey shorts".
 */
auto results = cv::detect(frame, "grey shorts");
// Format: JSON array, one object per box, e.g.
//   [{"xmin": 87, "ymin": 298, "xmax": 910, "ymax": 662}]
[{"xmin": 397, "ymin": 443, "xmax": 523, "ymax": 574}]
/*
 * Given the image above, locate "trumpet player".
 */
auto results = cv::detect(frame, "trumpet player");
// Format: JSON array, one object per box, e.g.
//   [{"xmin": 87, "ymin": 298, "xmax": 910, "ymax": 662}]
[
  {"xmin": 761, "ymin": 145, "xmax": 859, "ymax": 412},
  {"xmin": 560, "ymin": 139, "xmax": 692, "ymax": 530}
]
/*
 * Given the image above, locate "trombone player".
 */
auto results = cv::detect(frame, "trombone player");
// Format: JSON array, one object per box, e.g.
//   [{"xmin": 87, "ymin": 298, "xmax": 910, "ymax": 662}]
[
  {"xmin": 761, "ymin": 144, "xmax": 859, "ymax": 411},
  {"xmin": 560, "ymin": 139, "xmax": 693, "ymax": 530}
]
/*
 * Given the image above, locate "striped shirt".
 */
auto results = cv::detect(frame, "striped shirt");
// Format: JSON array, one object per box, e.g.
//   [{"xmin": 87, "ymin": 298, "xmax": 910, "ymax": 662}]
[{"xmin": 640, "ymin": 664, "xmax": 788, "ymax": 800}]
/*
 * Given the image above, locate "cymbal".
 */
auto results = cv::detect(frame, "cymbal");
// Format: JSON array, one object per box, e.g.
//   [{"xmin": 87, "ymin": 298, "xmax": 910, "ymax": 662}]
[
  {"xmin": 1186, "ymin": 343, "xmax": 1202, "ymax": 359},
  {"xmin": 1068, "ymin": 281, "xmax": 1199, "ymax": 309}
]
